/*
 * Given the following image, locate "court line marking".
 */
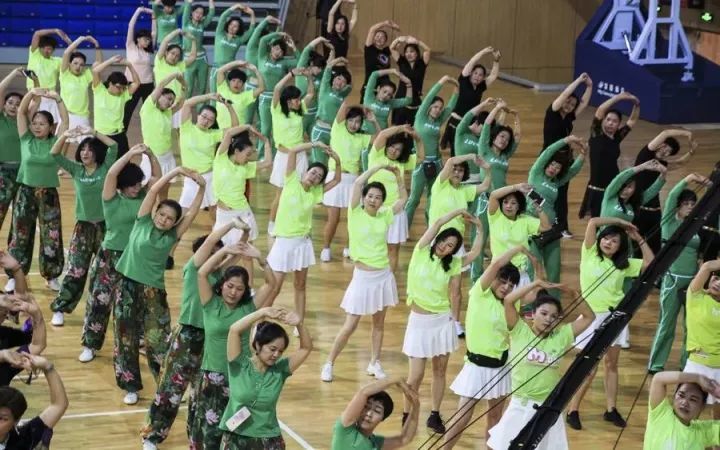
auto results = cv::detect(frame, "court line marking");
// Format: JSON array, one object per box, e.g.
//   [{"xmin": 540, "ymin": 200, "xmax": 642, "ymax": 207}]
[{"xmin": 63, "ymin": 408, "xmax": 315, "ymax": 449}]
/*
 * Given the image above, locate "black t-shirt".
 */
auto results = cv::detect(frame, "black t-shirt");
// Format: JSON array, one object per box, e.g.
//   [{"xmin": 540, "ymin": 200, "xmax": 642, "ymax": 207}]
[
  {"xmin": 363, "ymin": 45, "xmax": 391, "ymax": 86},
  {"xmin": 633, "ymin": 145, "xmax": 668, "ymax": 208},
  {"xmin": 395, "ymin": 55, "xmax": 427, "ymax": 106},
  {"xmin": 542, "ymin": 104, "xmax": 575, "ymax": 150},
  {"xmin": 452, "ymin": 75, "xmax": 487, "ymax": 117},
  {"xmin": 327, "ymin": 31, "xmax": 349, "ymax": 59},
  {"xmin": 587, "ymin": 117, "xmax": 631, "ymax": 187},
  {"xmin": 3, "ymin": 416, "xmax": 52, "ymax": 449}
]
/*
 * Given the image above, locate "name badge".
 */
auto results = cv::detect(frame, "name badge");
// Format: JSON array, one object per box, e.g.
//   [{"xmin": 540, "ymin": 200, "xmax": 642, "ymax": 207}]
[{"xmin": 225, "ymin": 406, "xmax": 251, "ymax": 431}]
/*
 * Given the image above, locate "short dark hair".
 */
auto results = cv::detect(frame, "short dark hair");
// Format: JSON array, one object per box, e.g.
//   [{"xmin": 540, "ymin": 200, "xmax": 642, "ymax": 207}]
[
  {"xmin": 199, "ymin": 105, "xmax": 218, "ymax": 128},
  {"xmin": 664, "ymin": 137, "xmax": 681, "ymax": 156},
  {"xmin": 471, "ymin": 64, "xmax": 487, "ymax": 77},
  {"xmin": 331, "ymin": 67, "xmax": 352, "ymax": 86},
  {"xmin": 134, "ymin": 30, "xmax": 154, "ymax": 53},
  {"xmin": 161, "ymin": 0, "xmax": 177, "ymax": 6},
  {"xmin": 117, "ymin": 162, "xmax": 145, "ymax": 190},
  {"xmin": 376, "ymin": 78, "xmax": 397, "ymax": 96},
  {"xmin": 213, "ymin": 266, "xmax": 252, "ymax": 303},
  {"xmin": 677, "ymin": 189, "xmax": 697, "ymax": 208},
  {"xmin": 229, "ymin": 131, "xmax": 254, "ymax": 157},
  {"xmin": 385, "ymin": 133, "xmax": 413, "ymax": 163},
  {"xmin": 454, "ymin": 161, "xmax": 471, "ymax": 182},
  {"xmin": 280, "ymin": 86, "xmax": 303, "ymax": 117},
  {"xmin": 345, "ymin": 106, "xmax": 364, "ymax": 125},
  {"xmin": 253, "ymin": 321, "xmax": 289, "ymax": 353},
  {"xmin": 595, "ymin": 225, "xmax": 630, "ymax": 270},
  {"xmin": 4, "ymin": 92, "xmax": 22, "ymax": 104},
  {"xmin": 404, "ymin": 43, "xmax": 421, "ymax": 57},
  {"xmin": 105, "ymin": 72, "xmax": 129, "ymax": 88},
  {"xmin": 308, "ymin": 51, "xmax": 327, "ymax": 70},
  {"xmin": 160, "ymin": 88, "xmax": 176, "ymax": 99},
  {"xmin": 75, "ymin": 137, "xmax": 108, "ymax": 166},
  {"xmin": 367, "ymin": 391, "xmax": 394, "ymax": 420},
  {"xmin": 227, "ymin": 69, "xmax": 247, "ymax": 84},
  {"xmin": 430, "ymin": 227, "xmax": 464, "ymax": 272},
  {"xmin": 489, "ymin": 125, "xmax": 515, "ymax": 154},
  {"xmin": 0, "ymin": 386, "xmax": 27, "ymax": 421},
  {"xmin": 675, "ymin": 382, "xmax": 709, "ymax": 404},
  {"xmin": 499, "ymin": 191, "xmax": 526, "ymax": 215},
  {"xmin": 156, "ymin": 199, "xmax": 182, "ymax": 225},
  {"xmin": 225, "ymin": 17, "xmax": 245, "ymax": 34},
  {"xmin": 69, "ymin": 51, "xmax": 86, "ymax": 64},
  {"xmin": 32, "ymin": 111, "xmax": 55, "ymax": 136},
  {"xmin": 606, "ymin": 108, "xmax": 623, "ymax": 121},
  {"xmin": 308, "ymin": 161, "xmax": 328, "ymax": 182},
  {"xmin": 533, "ymin": 294, "xmax": 563, "ymax": 315},
  {"xmin": 497, "ymin": 263, "xmax": 521, "ymax": 286},
  {"xmin": 544, "ymin": 151, "xmax": 571, "ymax": 181},
  {"xmin": 362, "ymin": 181, "xmax": 386, "ymax": 202},
  {"xmin": 38, "ymin": 36, "xmax": 57, "ymax": 50},
  {"xmin": 191, "ymin": 4, "xmax": 205, "ymax": 14},
  {"xmin": 166, "ymin": 44, "xmax": 183, "ymax": 58},
  {"xmin": 271, "ymin": 38, "xmax": 288, "ymax": 55}
]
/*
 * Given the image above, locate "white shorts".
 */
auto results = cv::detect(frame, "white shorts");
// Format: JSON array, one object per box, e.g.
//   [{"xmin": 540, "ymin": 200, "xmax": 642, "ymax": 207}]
[
  {"xmin": 270, "ymin": 151, "xmax": 309, "ymax": 188},
  {"xmin": 402, "ymin": 311, "xmax": 458, "ymax": 358},
  {"xmin": 322, "ymin": 172, "xmax": 357, "ymax": 208},
  {"xmin": 171, "ymin": 110, "xmax": 182, "ymax": 129},
  {"xmin": 450, "ymin": 361, "xmax": 512, "ymax": 400},
  {"xmin": 683, "ymin": 360, "xmax": 720, "ymax": 404},
  {"xmin": 156, "ymin": 151, "xmax": 178, "ymax": 177},
  {"xmin": 139, "ymin": 154, "xmax": 152, "ymax": 187},
  {"xmin": 179, "ymin": 172, "xmax": 216, "ymax": 209},
  {"xmin": 574, "ymin": 311, "xmax": 630, "ymax": 350},
  {"xmin": 67, "ymin": 114, "xmax": 91, "ymax": 143},
  {"xmin": 340, "ymin": 267, "xmax": 398, "ymax": 315},
  {"xmin": 386, "ymin": 212, "xmax": 408, "ymax": 244},
  {"xmin": 38, "ymin": 97, "xmax": 60, "ymax": 125},
  {"xmin": 488, "ymin": 397, "xmax": 568, "ymax": 450},
  {"xmin": 267, "ymin": 236, "xmax": 315, "ymax": 273},
  {"xmin": 214, "ymin": 207, "xmax": 258, "ymax": 243}
]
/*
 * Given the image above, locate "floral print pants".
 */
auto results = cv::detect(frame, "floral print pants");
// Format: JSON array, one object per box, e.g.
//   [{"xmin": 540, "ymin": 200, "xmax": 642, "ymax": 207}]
[
  {"xmin": 189, "ymin": 370, "xmax": 229, "ymax": 450},
  {"xmin": 220, "ymin": 434, "xmax": 286, "ymax": 450},
  {"xmin": 0, "ymin": 165, "xmax": 19, "ymax": 232},
  {"xmin": 81, "ymin": 247, "xmax": 123, "ymax": 350},
  {"xmin": 50, "ymin": 221, "xmax": 105, "ymax": 313}
]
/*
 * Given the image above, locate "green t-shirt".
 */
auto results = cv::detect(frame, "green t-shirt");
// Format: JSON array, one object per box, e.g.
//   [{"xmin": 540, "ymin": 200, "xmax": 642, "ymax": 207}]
[
  {"xmin": 644, "ymin": 398, "xmax": 720, "ymax": 450},
  {"xmin": 214, "ymin": 9, "xmax": 255, "ymax": 65},
  {"xmin": 179, "ymin": 121, "xmax": 223, "ymax": 173},
  {"xmin": 101, "ymin": 191, "xmax": 146, "ymax": 251},
  {"xmin": 528, "ymin": 138, "xmax": 584, "ymax": 223},
  {"xmin": 580, "ymin": 243, "xmax": 642, "ymax": 312},
  {"xmin": 686, "ymin": 288, "xmax": 720, "ymax": 367},
  {"xmin": 487, "ymin": 209, "xmax": 540, "ymax": 272},
  {"xmin": 178, "ymin": 259, "xmax": 220, "ymax": 329},
  {"xmin": 152, "ymin": 3, "xmax": 182, "ymax": 45},
  {"xmin": 407, "ymin": 242, "xmax": 462, "ymax": 313},
  {"xmin": 663, "ymin": 180, "xmax": 701, "ymax": 276},
  {"xmin": 478, "ymin": 124, "xmax": 518, "ymax": 190},
  {"xmin": 367, "ymin": 146, "xmax": 416, "ymax": 205},
  {"xmin": 201, "ymin": 296, "xmax": 255, "ymax": 374},
  {"xmin": 271, "ymin": 103, "xmax": 306, "ymax": 150},
  {"xmin": 93, "ymin": 83, "xmax": 131, "ymax": 135},
  {"xmin": 26, "ymin": 48, "xmax": 60, "ymax": 90},
  {"xmin": 216, "ymin": 84, "xmax": 255, "ymax": 129},
  {"xmin": 59, "ymin": 68, "xmax": 93, "ymax": 117},
  {"xmin": 258, "ymin": 32, "xmax": 297, "ymax": 92},
  {"xmin": 454, "ymin": 111, "xmax": 481, "ymax": 173},
  {"xmin": 331, "ymin": 418, "xmax": 385, "ymax": 450},
  {"xmin": 316, "ymin": 67, "xmax": 351, "ymax": 124},
  {"xmin": 182, "ymin": 1, "xmax": 215, "ymax": 58},
  {"xmin": 213, "ymin": 155, "xmax": 255, "ymax": 211},
  {"xmin": 428, "ymin": 177, "xmax": 476, "ymax": 235},
  {"xmin": 116, "ymin": 213, "xmax": 178, "ymax": 289},
  {"xmin": 413, "ymin": 82, "xmax": 458, "ymax": 158},
  {"xmin": 0, "ymin": 114, "xmax": 20, "ymax": 163},
  {"xmin": 220, "ymin": 356, "xmax": 292, "ymax": 437},
  {"xmin": 329, "ymin": 119, "xmax": 371, "ymax": 175},
  {"xmin": 362, "ymin": 71, "xmax": 411, "ymax": 134},
  {"xmin": 465, "ymin": 281, "xmax": 508, "ymax": 359},
  {"xmin": 274, "ymin": 172, "xmax": 323, "ymax": 238},
  {"xmin": 140, "ymin": 99, "xmax": 173, "ymax": 156},
  {"xmin": 347, "ymin": 204, "xmax": 393, "ymax": 269},
  {"xmin": 153, "ymin": 55, "xmax": 186, "ymax": 97},
  {"xmin": 601, "ymin": 167, "xmax": 666, "ymax": 222},
  {"xmin": 16, "ymin": 132, "xmax": 59, "ymax": 188},
  {"xmin": 511, "ymin": 320, "xmax": 574, "ymax": 402},
  {"xmin": 53, "ymin": 144, "xmax": 118, "ymax": 222}
]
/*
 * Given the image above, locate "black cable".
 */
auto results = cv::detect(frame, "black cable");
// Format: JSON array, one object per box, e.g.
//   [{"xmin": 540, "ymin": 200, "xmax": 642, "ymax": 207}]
[{"xmin": 612, "ymin": 372, "xmax": 650, "ymax": 449}]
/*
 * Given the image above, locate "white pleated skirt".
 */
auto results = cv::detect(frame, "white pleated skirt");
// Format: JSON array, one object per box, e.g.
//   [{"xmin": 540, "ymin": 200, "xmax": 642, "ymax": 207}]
[
  {"xmin": 214, "ymin": 207, "xmax": 258, "ymax": 243},
  {"xmin": 270, "ymin": 151, "xmax": 309, "ymax": 188},
  {"xmin": 179, "ymin": 172, "xmax": 216, "ymax": 208},
  {"xmin": 267, "ymin": 236, "xmax": 316, "ymax": 273},
  {"xmin": 340, "ymin": 267, "xmax": 398, "ymax": 315},
  {"xmin": 487, "ymin": 397, "xmax": 568, "ymax": 450},
  {"xmin": 156, "ymin": 151, "xmax": 177, "ymax": 176},
  {"xmin": 450, "ymin": 361, "xmax": 512, "ymax": 400},
  {"xmin": 386, "ymin": 212, "xmax": 408, "ymax": 244},
  {"xmin": 684, "ymin": 360, "xmax": 720, "ymax": 404},
  {"xmin": 322, "ymin": 172, "xmax": 357, "ymax": 208},
  {"xmin": 402, "ymin": 311, "xmax": 458, "ymax": 358},
  {"xmin": 574, "ymin": 311, "xmax": 629, "ymax": 350}
]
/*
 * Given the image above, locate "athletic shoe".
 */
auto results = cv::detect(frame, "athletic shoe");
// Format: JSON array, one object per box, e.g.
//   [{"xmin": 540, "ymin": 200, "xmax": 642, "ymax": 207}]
[
  {"xmin": 51, "ymin": 312, "xmax": 64, "ymax": 327},
  {"xmin": 78, "ymin": 347, "xmax": 95, "ymax": 363},
  {"xmin": 123, "ymin": 391, "xmax": 138, "ymax": 405},
  {"xmin": 561, "ymin": 230, "xmax": 574, "ymax": 239},
  {"xmin": 320, "ymin": 248, "xmax": 331, "ymax": 262},
  {"xmin": 366, "ymin": 361, "xmax": 387, "ymax": 379},
  {"xmin": 46, "ymin": 278, "xmax": 61, "ymax": 292},
  {"xmin": 566, "ymin": 410, "xmax": 582, "ymax": 430},
  {"xmin": 267, "ymin": 221, "xmax": 275, "ymax": 236},
  {"xmin": 293, "ymin": 327, "xmax": 299, "ymax": 337},
  {"xmin": 320, "ymin": 362, "xmax": 334, "ymax": 382},
  {"xmin": 621, "ymin": 341, "xmax": 631, "ymax": 349},
  {"xmin": 142, "ymin": 440, "xmax": 158, "ymax": 450},
  {"xmin": 3, "ymin": 278, "xmax": 15, "ymax": 294},
  {"xmin": 342, "ymin": 248, "xmax": 350, "ymax": 258},
  {"xmin": 454, "ymin": 321, "xmax": 465, "ymax": 339},
  {"xmin": 426, "ymin": 411, "xmax": 446, "ymax": 434},
  {"xmin": 603, "ymin": 408, "xmax": 627, "ymax": 428}
]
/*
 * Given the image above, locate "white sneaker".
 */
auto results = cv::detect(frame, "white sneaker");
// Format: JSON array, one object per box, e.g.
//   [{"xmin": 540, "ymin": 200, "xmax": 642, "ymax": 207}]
[
  {"xmin": 3, "ymin": 278, "xmax": 15, "ymax": 293},
  {"xmin": 142, "ymin": 440, "xmax": 158, "ymax": 450},
  {"xmin": 293, "ymin": 327, "xmax": 299, "ymax": 337},
  {"xmin": 320, "ymin": 362, "xmax": 334, "ymax": 382},
  {"xmin": 366, "ymin": 361, "xmax": 387, "ymax": 379},
  {"xmin": 46, "ymin": 278, "xmax": 61, "ymax": 292},
  {"xmin": 342, "ymin": 248, "xmax": 350, "ymax": 258},
  {"xmin": 320, "ymin": 248, "xmax": 331, "ymax": 262},
  {"xmin": 78, "ymin": 347, "xmax": 95, "ymax": 363},
  {"xmin": 123, "ymin": 391, "xmax": 138, "ymax": 405},
  {"xmin": 454, "ymin": 321, "xmax": 465, "ymax": 338},
  {"xmin": 51, "ymin": 311, "xmax": 64, "ymax": 327},
  {"xmin": 267, "ymin": 221, "xmax": 275, "ymax": 236},
  {"xmin": 561, "ymin": 230, "xmax": 574, "ymax": 239},
  {"xmin": 621, "ymin": 341, "xmax": 631, "ymax": 349}
]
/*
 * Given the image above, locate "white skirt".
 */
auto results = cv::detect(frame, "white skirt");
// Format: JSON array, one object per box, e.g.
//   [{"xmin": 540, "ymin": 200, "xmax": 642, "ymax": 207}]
[
  {"xmin": 574, "ymin": 311, "xmax": 629, "ymax": 350},
  {"xmin": 487, "ymin": 397, "xmax": 568, "ymax": 450},
  {"xmin": 39, "ymin": 97, "xmax": 60, "ymax": 125},
  {"xmin": 156, "ymin": 151, "xmax": 177, "ymax": 176},
  {"xmin": 340, "ymin": 267, "xmax": 398, "ymax": 315},
  {"xmin": 67, "ymin": 114, "xmax": 92, "ymax": 143},
  {"xmin": 214, "ymin": 207, "xmax": 258, "ymax": 243},
  {"xmin": 179, "ymin": 172, "xmax": 216, "ymax": 209},
  {"xmin": 684, "ymin": 360, "xmax": 720, "ymax": 404},
  {"xmin": 322, "ymin": 172, "xmax": 357, "ymax": 208},
  {"xmin": 402, "ymin": 311, "xmax": 458, "ymax": 358},
  {"xmin": 267, "ymin": 236, "xmax": 315, "ymax": 273},
  {"xmin": 450, "ymin": 361, "xmax": 512, "ymax": 400},
  {"xmin": 171, "ymin": 110, "xmax": 182, "ymax": 129},
  {"xmin": 270, "ymin": 151, "xmax": 309, "ymax": 188},
  {"xmin": 386, "ymin": 212, "xmax": 408, "ymax": 244}
]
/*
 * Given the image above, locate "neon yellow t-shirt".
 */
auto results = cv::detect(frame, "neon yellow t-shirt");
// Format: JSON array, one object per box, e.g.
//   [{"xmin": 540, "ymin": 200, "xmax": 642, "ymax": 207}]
[
  {"xmin": 59, "ymin": 69, "xmax": 92, "ymax": 117},
  {"xmin": 271, "ymin": 103, "xmax": 306, "ymax": 150},
  {"xmin": 93, "ymin": 83, "xmax": 131, "ymax": 135},
  {"xmin": 686, "ymin": 288, "xmax": 720, "ymax": 368},
  {"xmin": 179, "ymin": 121, "xmax": 223, "ymax": 173},
  {"xmin": 26, "ymin": 48, "xmax": 61, "ymax": 89},
  {"xmin": 367, "ymin": 146, "xmax": 416, "ymax": 205},
  {"xmin": 428, "ymin": 177, "xmax": 476, "ymax": 234},
  {"xmin": 347, "ymin": 204, "xmax": 393, "ymax": 269},
  {"xmin": 580, "ymin": 243, "xmax": 643, "ymax": 312},
  {"xmin": 153, "ymin": 55, "xmax": 185, "ymax": 96},
  {"xmin": 217, "ymin": 84, "xmax": 255, "ymax": 129},
  {"xmin": 213, "ymin": 155, "xmax": 256, "ymax": 211},
  {"xmin": 487, "ymin": 209, "xmax": 540, "ymax": 272},
  {"xmin": 511, "ymin": 320, "xmax": 574, "ymax": 402},
  {"xmin": 644, "ymin": 398, "xmax": 720, "ymax": 450},
  {"xmin": 406, "ymin": 242, "xmax": 462, "ymax": 313},
  {"xmin": 465, "ymin": 281, "xmax": 509, "ymax": 359},
  {"xmin": 329, "ymin": 119, "xmax": 371, "ymax": 175},
  {"xmin": 140, "ymin": 99, "xmax": 173, "ymax": 156},
  {"xmin": 274, "ymin": 172, "xmax": 323, "ymax": 238}
]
